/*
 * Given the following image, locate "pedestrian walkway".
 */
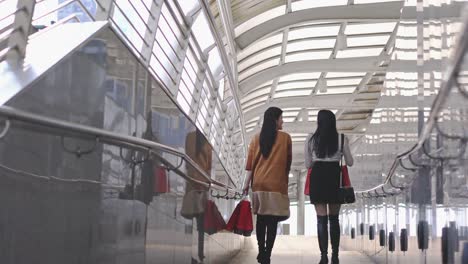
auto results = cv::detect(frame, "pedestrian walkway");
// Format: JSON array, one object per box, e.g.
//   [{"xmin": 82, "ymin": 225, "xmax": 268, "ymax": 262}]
[{"xmin": 227, "ymin": 235, "xmax": 373, "ymax": 264}]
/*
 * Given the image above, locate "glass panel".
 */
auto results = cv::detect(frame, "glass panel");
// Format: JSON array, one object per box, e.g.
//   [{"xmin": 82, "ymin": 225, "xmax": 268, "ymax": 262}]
[
  {"xmin": 286, "ymin": 39, "xmax": 336, "ymax": 52},
  {"xmin": 208, "ymin": 47, "xmax": 223, "ymax": 74},
  {"xmin": 276, "ymin": 81, "xmax": 317, "ymax": 91},
  {"xmin": 327, "ymin": 72, "xmax": 366, "ymax": 78},
  {"xmin": 235, "ymin": 5, "xmax": 286, "ymax": 36},
  {"xmin": 335, "ymin": 48, "xmax": 382, "ymax": 58},
  {"xmin": 241, "ymin": 87, "xmax": 271, "ymax": 103},
  {"xmin": 178, "ymin": 0, "xmax": 199, "ymax": 16},
  {"xmin": 192, "ymin": 12, "xmax": 215, "ymax": 51},
  {"xmin": 149, "ymin": 54, "xmax": 174, "ymax": 88},
  {"xmin": 242, "ymin": 95, "xmax": 269, "ymax": 110},
  {"xmin": 280, "ymin": 72, "xmax": 321, "ymax": 82},
  {"xmin": 238, "ymin": 33, "xmax": 283, "ymax": 61},
  {"xmin": 218, "ymin": 78, "xmax": 225, "ymax": 100},
  {"xmin": 288, "ymin": 25, "xmax": 341, "ymax": 41},
  {"xmin": 238, "ymin": 58, "xmax": 280, "ymax": 81},
  {"xmin": 326, "ymin": 78, "xmax": 362, "ymax": 86},
  {"xmin": 347, "ymin": 35, "xmax": 390, "ymax": 47},
  {"xmin": 112, "ymin": 4, "xmax": 144, "ymax": 51},
  {"xmin": 292, "ymin": 0, "xmax": 348, "ymax": 11},
  {"xmin": 285, "ymin": 51, "xmax": 331, "ymax": 62},
  {"xmin": 317, "ymin": 87, "xmax": 356, "ymax": 94},
  {"xmin": 238, "ymin": 46, "xmax": 282, "ymax": 72},
  {"xmin": 345, "ymin": 22, "xmax": 397, "ymax": 35},
  {"xmin": 274, "ymin": 89, "xmax": 312, "ymax": 98}
]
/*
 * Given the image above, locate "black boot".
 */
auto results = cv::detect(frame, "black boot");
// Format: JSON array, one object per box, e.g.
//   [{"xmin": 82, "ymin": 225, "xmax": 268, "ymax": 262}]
[
  {"xmin": 317, "ymin": 215, "xmax": 329, "ymax": 264},
  {"xmin": 264, "ymin": 217, "xmax": 278, "ymax": 264},
  {"xmin": 256, "ymin": 216, "xmax": 267, "ymax": 263},
  {"xmin": 329, "ymin": 215, "xmax": 340, "ymax": 264}
]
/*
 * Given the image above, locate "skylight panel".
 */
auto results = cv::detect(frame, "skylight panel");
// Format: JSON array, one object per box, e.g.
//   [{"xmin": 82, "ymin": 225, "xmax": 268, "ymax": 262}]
[
  {"xmin": 326, "ymin": 78, "xmax": 362, "ymax": 86},
  {"xmin": 274, "ymin": 90, "xmax": 312, "ymax": 98},
  {"xmin": 347, "ymin": 35, "xmax": 391, "ymax": 47},
  {"xmin": 238, "ymin": 33, "xmax": 283, "ymax": 61},
  {"xmin": 239, "ymin": 58, "xmax": 280, "ymax": 81},
  {"xmin": 336, "ymin": 48, "xmax": 382, "ymax": 58},
  {"xmin": 276, "ymin": 81, "xmax": 317, "ymax": 91},
  {"xmin": 283, "ymin": 117, "xmax": 297, "ymax": 122},
  {"xmin": 326, "ymin": 72, "xmax": 366, "ymax": 78},
  {"xmin": 178, "ymin": 0, "xmax": 199, "ymax": 16},
  {"xmin": 354, "ymin": 0, "xmax": 398, "ymax": 3},
  {"xmin": 208, "ymin": 47, "xmax": 223, "ymax": 74},
  {"xmin": 288, "ymin": 25, "xmax": 340, "ymax": 40},
  {"xmin": 242, "ymin": 95, "xmax": 269, "ymax": 109},
  {"xmin": 241, "ymin": 87, "xmax": 271, "ymax": 103},
  {"xmin": 285, "ymin": 51, "xmax": 331, "ymax": 62},
  {"xmin": 192, "ymin": 12, "xmax": 215, "ymax": 51},
  {"xmin": 345, "ymin": 22, "xmax": 397, "ymax": 35},
  {"xmin": 238, "ymin": 46, "xmax": 282, "ymax": 72},
  {"xmin": 282, "ymin": 111, "xmax": 300, "ymax": 117},
  {"xmin": 235, "ymin": 5, "xmax": 286, "ymax": 36},
  {"xmin": 287, "ymin": 39, "xmax": 336, "ymax": 52},
  {"xmin": 280, "ymin": 73, "xmax": 322, "ymax": 82},
  {"xmin": 291, "ymin": 0, "xmax": 348, "ymax": 11},
  {"xmin": 317, "ymin": 87, "xmax": 356, "ymax": 95}
]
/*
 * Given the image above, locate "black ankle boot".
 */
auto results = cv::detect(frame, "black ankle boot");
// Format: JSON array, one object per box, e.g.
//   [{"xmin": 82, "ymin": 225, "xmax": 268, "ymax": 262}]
[
  {"xmin": 329, "ymin": 215, "xmax": 340, "ymax": 264},
  {"xmin": 317, "ymin": 215, "xmax": 329, "ymax": 264}
]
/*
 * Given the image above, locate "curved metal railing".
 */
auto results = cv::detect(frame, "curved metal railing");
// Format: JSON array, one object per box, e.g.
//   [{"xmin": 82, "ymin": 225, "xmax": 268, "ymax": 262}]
[{"xmin": 0, "ymin": 105, "xmax": 241, "ymax": 197}]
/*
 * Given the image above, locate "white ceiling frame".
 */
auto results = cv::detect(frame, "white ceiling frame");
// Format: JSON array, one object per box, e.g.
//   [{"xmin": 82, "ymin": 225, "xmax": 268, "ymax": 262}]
[
  {"xmin": 235, "ymin": 1, "xmax": 405, "ymax": 49},
  {"xmin": 239, "ymin": 56, "xmax": 387, "ymax": 94}
]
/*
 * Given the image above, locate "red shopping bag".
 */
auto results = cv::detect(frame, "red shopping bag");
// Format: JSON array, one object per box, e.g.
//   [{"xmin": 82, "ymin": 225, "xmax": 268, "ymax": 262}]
[
  {"xmin": 341, "ymin": 166, "xmax": 351, "ymax": 187},
  {"xmin": 304, "ymin": 168, "xmax": 312, "ymax": 195},
  {"xmin": 226, "ymin": 199, "xmax": 253, "ymax": 236},
  {"xmin": 204, "ymin": 200, "xmax": 226, "ymax": 235},
  {"xmin": 153, "ymin": 166, "xmax": 169, "ymax": 193}
]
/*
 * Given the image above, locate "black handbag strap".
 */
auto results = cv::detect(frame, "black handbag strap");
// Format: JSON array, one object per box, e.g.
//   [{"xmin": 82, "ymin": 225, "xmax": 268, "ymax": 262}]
[{"xmin": 339, "ymin": 133, "xmax": 344, "ymax": 188}]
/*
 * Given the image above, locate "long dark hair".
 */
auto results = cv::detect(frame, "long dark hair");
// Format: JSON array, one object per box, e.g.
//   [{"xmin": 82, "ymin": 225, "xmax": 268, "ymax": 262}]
[
  {"xmin": 260, "ymin": 107, "xmax": 283, "ymax": 158},
  {"xmin": 309, "ymin": 110, "xmax": 338, "ymax": 158}
]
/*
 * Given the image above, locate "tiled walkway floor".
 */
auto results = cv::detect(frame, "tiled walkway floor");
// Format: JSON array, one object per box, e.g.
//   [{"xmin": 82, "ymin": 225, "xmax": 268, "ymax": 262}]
[{"xmin": 227, "ymin": 235, "xmax": 374, "ymax": 264}]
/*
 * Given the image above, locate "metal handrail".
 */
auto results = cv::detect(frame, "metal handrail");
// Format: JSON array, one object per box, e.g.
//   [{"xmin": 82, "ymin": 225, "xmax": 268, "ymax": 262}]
[
  {"xmin": 356, "ymin": 9, "xmax": 468, "ymax": 196},
  {"xmin": 0, "ymin": 106, "xmax": 239, "ymax": 194}
]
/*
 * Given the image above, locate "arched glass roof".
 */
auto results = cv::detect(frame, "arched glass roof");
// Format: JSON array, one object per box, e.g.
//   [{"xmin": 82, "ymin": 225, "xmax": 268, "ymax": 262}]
[{"xmin": 208, "ymin": 0, "xmax": 405, "ymax": 167}]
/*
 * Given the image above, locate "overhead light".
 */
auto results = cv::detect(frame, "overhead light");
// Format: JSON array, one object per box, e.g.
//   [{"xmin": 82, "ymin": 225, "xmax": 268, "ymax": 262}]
[
  {"xmin": 337, "ymin": 32, "xmax": 347, "ymax": 50},
  {"xmin": 318, "ymin": 78, "xmax": 328, "ymax": 93}
]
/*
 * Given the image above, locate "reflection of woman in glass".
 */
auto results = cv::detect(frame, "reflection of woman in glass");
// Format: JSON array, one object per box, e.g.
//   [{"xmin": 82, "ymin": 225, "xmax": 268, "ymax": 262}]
[
  {"xmin": 243, "ymin": 107, "xmax": 292, "ymax": 264},
  {"xmin": 181, "ymin": 130, "xmax": 212, "ymax": 263}
]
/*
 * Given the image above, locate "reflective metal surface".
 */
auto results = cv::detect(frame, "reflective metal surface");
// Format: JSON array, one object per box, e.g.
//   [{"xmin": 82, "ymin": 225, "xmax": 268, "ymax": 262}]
[{"xmin": 0, "ymin": 26, "xmax": 242, "ymax": 264}]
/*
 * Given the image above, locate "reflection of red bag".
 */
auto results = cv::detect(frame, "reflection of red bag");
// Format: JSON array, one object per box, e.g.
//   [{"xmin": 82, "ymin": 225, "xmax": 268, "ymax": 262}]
[
  {"xmin": 226, "ymin": 200, "xmax": 253, "ymax": 236},
  {"xmin": 341, "ymin": 166, "xmax": 351, "ymax": 187},
  {"xmin": 204, "ymin": 200, "xmax": 226, "ymax": 235},
  {"xmin": 304, "ymin": 168, "xmax": 312, "ymax": 195},
  {"xmin": 154, "ymin": 166, "xmax": 169, "ymax": 193}
]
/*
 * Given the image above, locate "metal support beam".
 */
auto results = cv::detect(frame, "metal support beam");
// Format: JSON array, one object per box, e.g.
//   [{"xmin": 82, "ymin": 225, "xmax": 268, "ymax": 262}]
[
  {"xmin": 200, "ymin": 0, "xmax": 247, "ymax": 155},
  {"xmin": 6, "ymin": 0, "xmax": 35, "ymax": 63}
]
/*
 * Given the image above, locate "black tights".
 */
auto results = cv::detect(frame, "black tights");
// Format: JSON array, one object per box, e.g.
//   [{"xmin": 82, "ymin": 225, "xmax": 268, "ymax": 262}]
[{"xmin": 256, "ymin": 215, "xmax": 280, "ymax": 254}]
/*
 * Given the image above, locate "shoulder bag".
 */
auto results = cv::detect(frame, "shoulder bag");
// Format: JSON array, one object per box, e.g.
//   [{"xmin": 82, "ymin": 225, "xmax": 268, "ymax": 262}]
[{"xmin": 338, "ymin": 134, "xmax": 356, "ymax": 204}]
